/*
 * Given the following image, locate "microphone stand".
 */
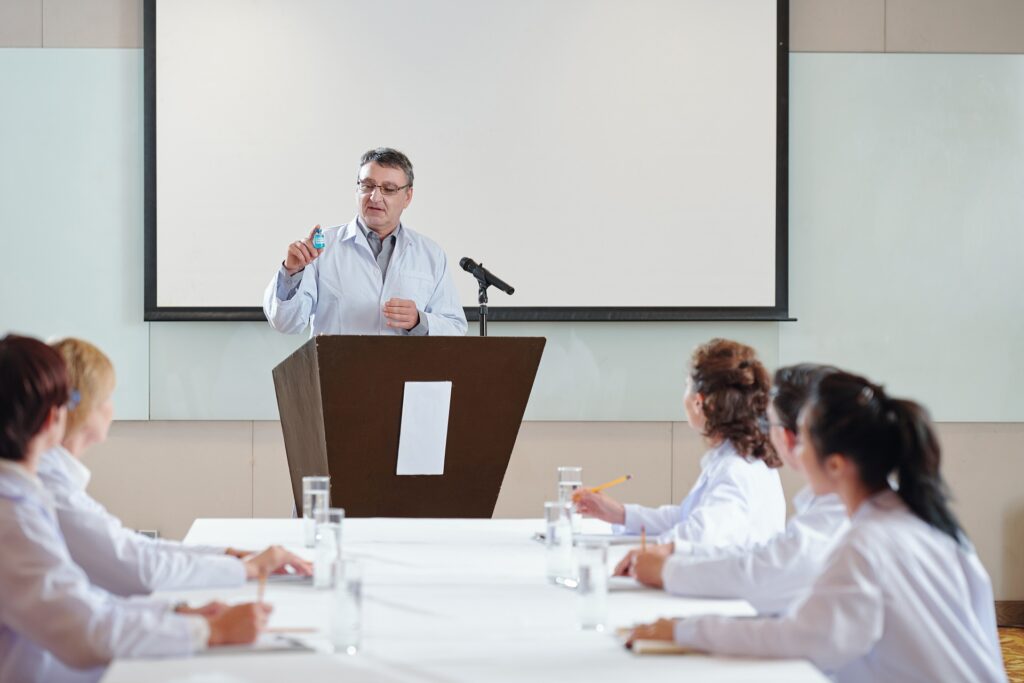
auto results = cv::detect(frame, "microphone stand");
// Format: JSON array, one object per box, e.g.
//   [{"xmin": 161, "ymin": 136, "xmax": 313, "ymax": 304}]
[{"xmin": 477, "ymin": 280, "xmax": 489, "ymax": 337}]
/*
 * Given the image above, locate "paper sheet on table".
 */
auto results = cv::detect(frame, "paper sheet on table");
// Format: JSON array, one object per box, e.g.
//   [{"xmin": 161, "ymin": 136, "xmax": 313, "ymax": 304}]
[
  {"xmin": 396, "ymin": 381, "xmax": 452, "ymax": 475},
  {"xmin": 574, "ymin": 533, "xmax": 645, "ymax": 545},
  {"xmin": 197, "ymin": 633, "xmax": 314, "ymax": 655}
]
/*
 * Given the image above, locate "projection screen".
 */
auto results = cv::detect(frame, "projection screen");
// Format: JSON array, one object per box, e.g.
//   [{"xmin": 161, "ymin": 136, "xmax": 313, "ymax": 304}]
[{"xmin": 146, "ymin": 0, "xmax": 788, "ymax": 321}]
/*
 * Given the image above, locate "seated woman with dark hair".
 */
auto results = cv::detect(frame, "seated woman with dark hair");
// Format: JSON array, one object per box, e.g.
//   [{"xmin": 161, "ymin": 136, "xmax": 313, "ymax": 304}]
[
  {"xmin": 628, "ymin": 371, "xmax": 1006, "ymax": 683},
  {"xmin": 0, "ymin": 335, "xmax": 269, "ymax": 683}
]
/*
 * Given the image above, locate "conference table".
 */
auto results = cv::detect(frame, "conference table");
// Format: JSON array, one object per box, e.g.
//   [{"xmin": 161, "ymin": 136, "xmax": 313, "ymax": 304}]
[{"xmin": 103, "ymin": 518, "xmax": 827, "ymax": 682}]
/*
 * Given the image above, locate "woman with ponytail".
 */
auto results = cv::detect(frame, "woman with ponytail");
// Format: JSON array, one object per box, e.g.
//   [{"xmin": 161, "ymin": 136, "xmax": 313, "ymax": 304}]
[
  {"xmin": 627, "ymin": 371, "xmax": 1005, "ymax": 683},
  {"xmin": 575, "ymin": 339, "xmax": 786, "ymax": 551}
]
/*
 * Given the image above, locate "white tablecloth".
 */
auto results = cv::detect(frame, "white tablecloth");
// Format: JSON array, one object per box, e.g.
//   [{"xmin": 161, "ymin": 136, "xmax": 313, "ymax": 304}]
[{"xmin": 102, "ymin": 518, "xmax": 826, "ymax": 682}]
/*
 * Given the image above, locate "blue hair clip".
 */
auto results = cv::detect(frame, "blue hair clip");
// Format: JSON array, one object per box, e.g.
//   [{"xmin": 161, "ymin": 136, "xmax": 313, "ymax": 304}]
[{"xmin": 68, "ymin": 389, "xmax": 81, "ymax": 411}]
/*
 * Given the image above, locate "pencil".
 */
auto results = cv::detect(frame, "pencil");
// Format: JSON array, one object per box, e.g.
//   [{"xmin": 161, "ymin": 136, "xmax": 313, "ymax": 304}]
[
  {"xmin": 257, "ymin": 570, "xmax": 266, "ymax": 606},
  {"xmin": 641, "ymin": 526, "xmax": 647, "ymax": 552},
  {"xmin": 590, "ymin": 474, "xmax": 632, "ymax": 493}
]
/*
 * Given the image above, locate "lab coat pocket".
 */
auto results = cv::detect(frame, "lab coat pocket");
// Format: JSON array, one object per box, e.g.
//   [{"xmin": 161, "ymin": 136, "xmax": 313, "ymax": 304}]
[{"xmin": 397, "ymin": 272, "xmax": 436, "ymax": 309}]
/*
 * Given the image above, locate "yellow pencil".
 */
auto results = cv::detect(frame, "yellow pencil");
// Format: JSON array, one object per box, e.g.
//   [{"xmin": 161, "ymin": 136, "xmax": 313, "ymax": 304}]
[{"xmin": 590, "ymin": 474, "xmax": 632, "ymax": 493}]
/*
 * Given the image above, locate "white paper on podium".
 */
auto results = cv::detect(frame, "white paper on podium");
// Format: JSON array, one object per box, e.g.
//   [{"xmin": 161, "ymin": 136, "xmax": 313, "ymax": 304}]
[{"xmin": 396, "ymin": 381, "xmax": 452, "ymax": 475}]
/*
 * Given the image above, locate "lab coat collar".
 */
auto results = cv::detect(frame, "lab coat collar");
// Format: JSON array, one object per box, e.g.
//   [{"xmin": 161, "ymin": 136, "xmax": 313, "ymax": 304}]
[
  {"xmin": 792, "ymin": 485, "xmax": 816, "ymax": 514},
  {"xmin": 53, "ymin": 445, "xmax": 92, "ymax": 490},
  {"xmin": 344, "ymin": 217, "xmax": 407, "ymax": 250},
  {"xmin": 699, "ymin": 439, "xmax": 737, "ymax": 470},
  {"xmin": 0, "ymin": 458, "xmax": 49, "ymax": 499},
  {"xmin": 854, "ymin": 487, "xmax": 903, "ymax": 521}
]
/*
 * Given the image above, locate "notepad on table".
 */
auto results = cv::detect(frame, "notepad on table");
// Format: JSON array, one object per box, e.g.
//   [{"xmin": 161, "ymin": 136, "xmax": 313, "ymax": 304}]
[
  {"xmin": 614, "ymin": 627, "xmax": 700, "ymax": 656},
  {"xmin": 629, "ymin": 640, "xmax": 701, "ymax": 656}
]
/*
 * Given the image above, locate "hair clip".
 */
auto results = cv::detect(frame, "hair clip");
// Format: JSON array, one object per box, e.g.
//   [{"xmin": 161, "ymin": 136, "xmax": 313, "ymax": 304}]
[
  {"xmin": 68, "ymin": 389, "xmax": 81, "ymax": 411},
  {"xmin": 857, "ymin": 385, "xmax": 875, "ymax": 406}
]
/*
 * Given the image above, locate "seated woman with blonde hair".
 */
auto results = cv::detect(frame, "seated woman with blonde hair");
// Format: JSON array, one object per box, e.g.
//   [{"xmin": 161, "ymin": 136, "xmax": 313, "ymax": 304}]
[{"xmin": 37, "ymin": 337, "xmax": 310, "ymax": 597}]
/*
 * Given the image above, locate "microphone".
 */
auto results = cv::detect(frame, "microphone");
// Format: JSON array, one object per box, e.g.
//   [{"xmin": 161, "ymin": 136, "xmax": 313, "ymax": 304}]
[{"xmin": 459, "ymin": 257, "xmax": 515, "ymax": 295}]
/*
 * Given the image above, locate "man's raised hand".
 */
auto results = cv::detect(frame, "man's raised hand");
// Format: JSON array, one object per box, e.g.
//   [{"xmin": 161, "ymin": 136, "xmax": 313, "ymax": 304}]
[{"xmin": 284, "ymin": 225, "xmax": 324, "ymax": 276}]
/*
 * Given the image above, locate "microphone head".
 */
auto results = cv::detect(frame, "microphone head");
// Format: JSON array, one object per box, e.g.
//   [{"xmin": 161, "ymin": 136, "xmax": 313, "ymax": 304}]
[{"xmin": 459, "ymin": 257, "xmax": 478, "ymax": 273}]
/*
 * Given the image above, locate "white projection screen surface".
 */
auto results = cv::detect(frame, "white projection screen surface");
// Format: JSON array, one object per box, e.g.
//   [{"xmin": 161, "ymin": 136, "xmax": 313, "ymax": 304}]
[{"xmin": 148, "ymin": 0, "xmax": 787, "ymax": 320}]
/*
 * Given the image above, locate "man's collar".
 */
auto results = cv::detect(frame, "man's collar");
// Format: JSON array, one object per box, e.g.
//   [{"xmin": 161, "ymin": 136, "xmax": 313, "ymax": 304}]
[{"xmin": 353, "ymin": 216, "xmax": 402, "ymax": 244}]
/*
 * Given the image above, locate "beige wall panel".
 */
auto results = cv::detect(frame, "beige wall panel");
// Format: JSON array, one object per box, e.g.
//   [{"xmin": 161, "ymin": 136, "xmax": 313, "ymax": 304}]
[
  {"xmin": 78, "ymin": 420, "xmax": 1024, "ymax": 598},
  {"xmin": 493, "ymin": 422, "xmax": 672, "ymax": 518},
  {"xmin": 789, "ymin": 0, "xmax": 885, "ymax": 52},
  {"xmin": 887, "ymin": 0, "xmax": 1024, "ymax": 53},
  {"xmin": 252, "ymin": 421, "xmax": 295, "ymax": 518},
  {"xmin": 84, "ymin": 421, "xmax": 253, "ymax": 541},
  {"xmin": 0, "ymin": 0, "xmax": 42, "ymax": 47},
  {"xmin": 671, "ymin": 425, "xmax": 707, "ymax": 502},
  {"xmin": 42, "ymin": 0, "xmax": 141, "ymax": 48},
  {"xmin": 938, "ymin": 423, "xmax": 1024, "ymax": 600}
]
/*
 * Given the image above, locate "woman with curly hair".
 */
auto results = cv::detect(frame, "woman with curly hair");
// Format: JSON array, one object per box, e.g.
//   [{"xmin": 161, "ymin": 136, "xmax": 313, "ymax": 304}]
[{"xmin": 575, "ymin": 338, "xmax": 786, "ymax": 552}]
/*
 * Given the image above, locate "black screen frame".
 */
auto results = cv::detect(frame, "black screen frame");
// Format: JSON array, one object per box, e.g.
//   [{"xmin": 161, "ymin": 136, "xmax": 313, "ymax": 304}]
[{"xmin": 144, "ymin": 0, "xmax": 790, "ymax": 322}]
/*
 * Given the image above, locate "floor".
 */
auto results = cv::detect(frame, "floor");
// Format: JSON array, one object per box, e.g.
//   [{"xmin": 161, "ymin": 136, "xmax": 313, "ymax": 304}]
[{"xmin": 1003, "ymin": 628, "xmax": 1024, "ymax": 682}]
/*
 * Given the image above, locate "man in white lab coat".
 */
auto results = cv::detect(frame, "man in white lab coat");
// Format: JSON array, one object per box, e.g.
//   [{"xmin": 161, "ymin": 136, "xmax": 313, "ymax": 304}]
[{"xmin": 263, "ymin": 147, "xmax": 468, "ymax": 337}]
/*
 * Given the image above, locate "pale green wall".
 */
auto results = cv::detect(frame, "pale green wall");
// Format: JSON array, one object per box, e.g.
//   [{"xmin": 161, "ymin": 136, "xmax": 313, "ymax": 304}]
[{"xmin": 2, "ymin": 50, "xmax": 1023, "ymax": 421}]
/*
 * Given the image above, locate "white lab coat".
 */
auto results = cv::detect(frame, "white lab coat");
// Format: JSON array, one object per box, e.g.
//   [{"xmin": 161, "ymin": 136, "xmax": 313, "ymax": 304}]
[
  {"xmin": 621, "ymin": 440, "xmax": 786, "ymax": 549},
  {"xmin": 263, "ymin": 219, "xmax": 468, "ymax": 336},
  {"xmin": 673, "ymin": 489, "xmax": 1006, "ymax": 683},
  {"xmin": 36, "ymin": 447, "xmax": 246, "ymax": 596},
  {"xmin": 663, "ymin": 487, "xmax": 849, "ymax": 614},
  {"xmin": 0, "ymin": 460, "xmax": 207, "ymax": 683}
]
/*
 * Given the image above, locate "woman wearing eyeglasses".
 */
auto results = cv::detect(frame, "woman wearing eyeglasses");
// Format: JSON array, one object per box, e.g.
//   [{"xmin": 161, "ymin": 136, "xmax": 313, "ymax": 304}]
[
  {"xmin": 263, "ymin": 147, "xmax": 468, "ymax": 337},
  {"xmin": 619, "ymin": 363, "xmax": 850, "ymax": 616}
]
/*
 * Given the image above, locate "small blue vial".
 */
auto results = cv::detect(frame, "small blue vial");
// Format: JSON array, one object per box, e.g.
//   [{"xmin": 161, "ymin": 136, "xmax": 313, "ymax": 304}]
[{"xmin": 312, "ymin": 227, "xmax": 326, "ymax": 250}]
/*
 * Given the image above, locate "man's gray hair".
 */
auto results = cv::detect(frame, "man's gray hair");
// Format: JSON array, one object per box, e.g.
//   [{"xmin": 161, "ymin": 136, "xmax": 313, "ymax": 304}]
[{"xmin": 360, "ymin": 147, "xmax": 414, "ymax": 186}]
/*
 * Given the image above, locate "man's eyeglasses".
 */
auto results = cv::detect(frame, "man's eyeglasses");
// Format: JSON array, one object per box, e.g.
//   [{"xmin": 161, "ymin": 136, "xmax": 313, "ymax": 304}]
[{"xmin": 357, "ymin": 180, "xmax": 411, "ymax": 196}]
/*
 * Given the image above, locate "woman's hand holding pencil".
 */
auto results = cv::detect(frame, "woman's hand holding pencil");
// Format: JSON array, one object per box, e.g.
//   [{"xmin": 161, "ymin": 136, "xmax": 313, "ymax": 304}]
[
  {"xmin": 613, "ymin": 542, "xmax": 675, "ymax": 579},
  {"xmin": 572, "ymin": 474, "xmax": 631, "ymax": 525}
]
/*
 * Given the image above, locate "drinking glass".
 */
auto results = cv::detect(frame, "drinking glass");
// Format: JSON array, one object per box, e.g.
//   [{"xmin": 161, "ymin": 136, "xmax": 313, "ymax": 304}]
[
  {"xmin": 575, "ymin": 541, "xmax": 609, "ymax": 630},
  {"xmin": 314, "ymin": 507, "xmax": 344, "ymax": 589},
  {"xmin": 302, "ymin": 476, "xmax": 330, "ymax": 548},
  {"xmin": 557, "ymin": 466, "xmax": 583, "ymax": 532},
  {"xmin": 544, "ymin": 501, "xmax": 574, "ymax": 585},
  {"xmin": 330, "ymin": 559, "xmax": 363, "ymax": 655}
]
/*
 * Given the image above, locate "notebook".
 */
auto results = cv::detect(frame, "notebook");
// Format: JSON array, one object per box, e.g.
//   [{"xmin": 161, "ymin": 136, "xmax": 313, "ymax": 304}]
[{"xmin": 615, "ymin": 627, "xmax": 700, "ymax": 656}]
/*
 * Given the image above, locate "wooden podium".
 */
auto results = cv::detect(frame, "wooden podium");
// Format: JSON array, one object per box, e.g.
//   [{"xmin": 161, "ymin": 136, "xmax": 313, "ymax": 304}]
[{"xmin": 272, "ymin": 335, "xmax": 545, "ymax": 518}]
